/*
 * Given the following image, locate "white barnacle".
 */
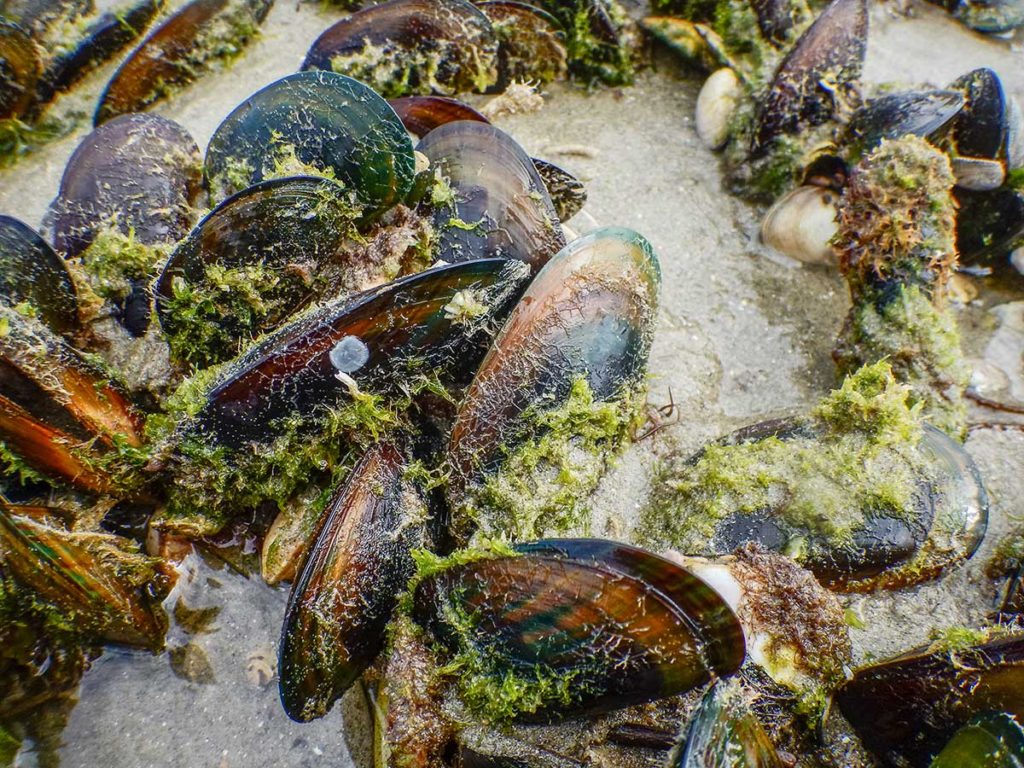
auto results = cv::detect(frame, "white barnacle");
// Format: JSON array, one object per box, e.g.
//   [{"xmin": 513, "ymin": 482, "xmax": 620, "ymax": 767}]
[
  {"xmin": 443, "ymin": 289, "xmax": 489, "ymax": 326},
  {"xmin": 330, "ymin": 335, "xmax": 370, "ymax": 395}
]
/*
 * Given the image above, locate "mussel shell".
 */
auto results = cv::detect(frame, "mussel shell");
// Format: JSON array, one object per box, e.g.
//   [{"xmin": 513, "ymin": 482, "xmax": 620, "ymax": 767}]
[
  {"xmin": 844, "ymin": 90, "xmax": 965, "ymax": 159},
  {"xmin": 416, "ymin": 120, "xmax": 564, "ymax": 269},
  {"xmin": 94, "ymin": 0, "xmax": 272, "ymax": 125},
  {"xmin": 931, "ymin": 712, "xmax": 1024, "ymax": 768},
  {"xmin": 0, "ymin": 505, "xmax": 169, "ymax": 648},
  {"xmin": 34, "ymin": 0, "xmax": 161, "ymax": 105},
  {"xmin": 477, "ymin": 1, "xmax": 567, "ymax": 86},
  {"xmin": 0, "ymin": 19, "xmax": 40, "ymax": 120},
  {"xmin": 835, "ymin": 633, "xmax": 1024, "ymax": 766},
  {"xmin": 950, "ymin": 0, "xmax": 1024, "ymax": 33},
  {"xmin": 389, "ymin": 94, "xmax": 489, "ymax": 137},
  {"xmin": 751, "ymin": 0, "xmax": 867, "ymax": 155},
  {"xmin": 51, "ymin": 113, "xmax": 201, "ymax": 258},
  {"xmin": 951, "ymin": 68, "xmax": 1011, "ymax": 164},
  {"xmin": 675, "ymin": 682, "xmax": 784, "ymax": 768},
  {"xmin": 412, "ymin": 538, "xmax": 745, "ymax": 722},
  {"xmin": 154, "ymin": 176, "xmax": 362, "ymax": 363},
  {"xmin": 531, "ymin": 157, "xmax": 587, "ymax": 222},
  {"xmin": 278, "ymin": 441, "xmax": 421, "ymax": 722},
  {"xmin": 447, "ymin": 227, "xmax": 659, "ymax": 492},
  {"xmin": 956, "ymin": 187, "xmax": 1024, "ymax": 267},
  {"xmin": 0, "ymin": 215, "xmax": 78, "ymax": 335},
  {"xmin": 302, "ymin": 0, "xmax": 498, "ymax": 98},
  {"xmin": 192, "ymin": 257, "xmax": 530, "ymax": 449},
  {"xmin": 204, "ymin": 71, "xmax": 415, "ymax": 209},
  {"xmin": 1, "ymin": 0, "xmax": 90, "ymax": 37},
  {"xmin": 750, "ymin": 0, "xmax": 810, "ymax": 45}
]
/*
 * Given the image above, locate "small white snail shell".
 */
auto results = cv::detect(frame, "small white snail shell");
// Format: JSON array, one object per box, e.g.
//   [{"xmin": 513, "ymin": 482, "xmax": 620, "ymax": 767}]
[
  {"xmin": 695, "ymin": 67, "xmax": 741, "ymax": 151},
  {"xmin": 760, "ymin": 185, "xmax": 840, "ymax": 265}
]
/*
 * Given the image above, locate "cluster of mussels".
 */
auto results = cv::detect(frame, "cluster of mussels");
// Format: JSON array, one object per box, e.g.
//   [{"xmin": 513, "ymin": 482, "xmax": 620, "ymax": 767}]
[{"xmin": 0, "ymin": 0, "xmax": 1023, "ymax": 767}]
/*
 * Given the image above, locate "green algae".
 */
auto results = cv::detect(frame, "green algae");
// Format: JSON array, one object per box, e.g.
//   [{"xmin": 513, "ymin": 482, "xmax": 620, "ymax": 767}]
[
  {"xmin": 79, "ymin": 228, "xmax": 169, "ymax": 303},
  {"xmin": 639, "ymin": 362, "xmax": 926, "ymax": 555}
]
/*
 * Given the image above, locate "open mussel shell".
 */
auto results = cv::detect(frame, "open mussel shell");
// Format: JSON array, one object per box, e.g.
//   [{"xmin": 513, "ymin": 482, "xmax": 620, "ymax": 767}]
[
  {"xmin": 191, "ymin": 257, "xmax": 530, "ymax": 449},
  {"xmin": 204, "ymin": 71, "xmax": 415, "ymax": 209},
  {"xmin": 51, "ymin": 113, "xmax": 201, "ymax": 258},
  {"xmin": 674, "ymin": 682, "xmax": 784, "ymax": 768},
  {"xmin": 412, "ymin": 539, "xmax": 745, "ymax": 722},
  {"xmin": 389, "ymin": 95, "xmax": 489, "ymax": 137},
  {"xmin": 447, "ymin": 227, "xmax": 659, "ymax": 497},
  {"xmin": 0, "ymin": 215, "xmax": 78, "ymax": 335},
  {"xmin": 956, "ymin": 187, "xmax": 1024, "ymax": 267},
  {"xmin": 844, "ymin": 90, "xmax": 965, "ymax": 160},
  {"xmin": 94, "ymin": 0, "xmax": 272, "ymax": 124},
  {"xmin": 154, "ymin": 176, "xmax": 362, "ymax": 366},
  {"xmin": 279, "ymin": 441, "xmax": 423, "ymax": 723},
  {"xmin": 931, "ymin": 712, "xmax": 1024, "ymax": 768},
  {"xmin": 531, "ymin": 158, "xmax": 587, "ymax": 222},
  {"xmin": 477, "ymin": 1, "xmax": 567, "ymax": 86},
  {"xmin": 417, "ymin": 120, "xmax": 564, "ymax": 269},
  {"xmin": 0, "ymin": 505, "xmax": 170, "ymax": 648},
  {"xmin": 835, "ymin": 633, "xmax": 1024, "ymax": 766},
  {"xmin": 760, "ymin": 184, "xmax": 839, "ymax": 265},
  {"xmin": 301, "ymin": 0, "xmax": 498, "ymax": 98},
  {"xmin": 34, "ymin": 0, "xmax": 161, "ymax": 106},
  {"xmin": 0, "ymin": 19, "xmax": 40, "ymax": 120},
  {"xmin": 0, "ymin": 306, "xmax": 144, "ymax": 491},
  {"xmin": 751, "ymin": 0, "xmax": 867, "ymax": 155}
]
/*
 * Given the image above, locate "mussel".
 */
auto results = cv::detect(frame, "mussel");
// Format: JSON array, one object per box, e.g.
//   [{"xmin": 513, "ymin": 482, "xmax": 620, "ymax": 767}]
[
  {"xmin": 673, "ymin": 681, "xmax": 784, "ymax": 767},
  {"xmin": 0, "ymin": 214, "xmax": 78, "ymax": 335},
  {"xmin": 930, "ymin": 713, "xmax": 1024, "ymax": 768}
]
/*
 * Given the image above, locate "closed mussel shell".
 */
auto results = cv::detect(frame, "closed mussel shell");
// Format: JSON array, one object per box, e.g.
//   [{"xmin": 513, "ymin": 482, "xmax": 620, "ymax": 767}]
[
  {"xmin": 531, "ymin": 158, "xmax": 587, "ymax": 222},
  {"xmin": 154, "ymin": 176, "xmax": 363, "ymax": 367},
  {"xmin": 192, "ymin": 257, "xmax": 530, "ymax": 448},
  {"xmin": 412, "ymin": 539, "xmax": 744, "ymax": 722},
  {"xmin": 752, "ymin": 0, "xmax": 867, "ymax": 154},
  {"xmin": 951, "ymin": 68, "xmax": 1011, "ymax": 163},
  {"xmin": 301, "ymin": 0, "xmax": 498, "ymax": 99},
  {"xmin": 835, "ymin": 633, "xmax": 1024, "ymax": 767},
  {"xmin": 94, "ymin": 0, "xmax": 273, "ymax": 124},
  {"xmin": 477, "ymin": 1, "xmax": 567, "ymax": 86},
  {"xmin": 278, "ymin": 441, "xmax": 423, "ymax": 722},
  {"xmin": 447, "ymin": 227, "xmax": 659, "ymax": 498},
  {"xmin": 956, "ymin": 187, "xmax": 1024, "ymax": 267},
  {"xmin": 389, "ymin": 95, "xmax": 489, "ymax": 137},
  {"xmin": 844, "ymin": 90, "xmax": 965, "ymax": 160},
  {"xmin": 204, "ymin": 71, "xmax": 415, "ymax": 208},
  {"xmin": 51, "ymin": 113, "xmax": 201, "ymax": 258},
  {"xmin": 0, "ymin": 215, "xmax": 78, "ymax": 335},
  {"xmin": 0, "ymin": 20, "xmax": 41, "ymax": 120},
  {"xmin": 674, "ymin": 682, "xmax": 784, "ymax": 768},
  {"xmin": 417, "ymin": 120, "xmax": 564, "ymax": 270},
  {"xmin": 930, "ymin": 712, "xmax": 1024, "ymax": 768}
]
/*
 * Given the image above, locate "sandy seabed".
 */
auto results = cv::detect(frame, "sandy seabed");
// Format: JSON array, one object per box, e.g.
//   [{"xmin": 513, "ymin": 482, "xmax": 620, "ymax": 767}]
[{"xmin": 1, "ymin": 1, "xmax": 1023, "ymax": 766}]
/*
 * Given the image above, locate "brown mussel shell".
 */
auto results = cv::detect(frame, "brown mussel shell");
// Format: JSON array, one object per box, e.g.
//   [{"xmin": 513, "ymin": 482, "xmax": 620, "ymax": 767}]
[
  {"xmin": 0, "ymin": 19, "xmax": 41, "ymax": 120},
  {"xmin": 94, "ymin": 0, "xmax": 272, "ymax": 125},
  {"xmin": 416, "ymin": 120, "xmax": 564, "ymax": 270},
  {"xmin": 477, "ymin": 1, "xmax": 567, "ymax": 86},
  {"xmin": 278, "ymin": 441, "xmax": 423, "ymax": 722},
  {"xmin": 51, "ymin": 113, "xmax": 201, "ymax": 258},
  {"xmin": 301, "ymin": 0, "xmax": 498, "ymax": 98},
  {"xmin": 751, "ymin": 0, "xmax": 867, "ymax": 155},
  {"xmin": 412, "ymin": 538, "xmax": 745, "ymax": 722},
  {"xmin": 835, "ymin": 633, "xmax": 1024, "ymax": 767},
  {"xmin": 388, "ymin": 94, "xmax": 489, "ymax": 137},
  {"xmin": 0, "ymin": 214, "xmax": 78, "ymax": 335}
]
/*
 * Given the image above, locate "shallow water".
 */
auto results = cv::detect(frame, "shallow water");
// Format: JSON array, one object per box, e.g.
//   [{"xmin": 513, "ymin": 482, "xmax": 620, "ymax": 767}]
[{"xmin": 0, "ymin": 1, "xmax": 1023, "ymax": 766}]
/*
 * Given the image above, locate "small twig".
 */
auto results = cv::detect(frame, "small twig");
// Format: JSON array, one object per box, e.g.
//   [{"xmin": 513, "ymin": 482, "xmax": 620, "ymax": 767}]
[
  {"xmin": 968, "ymin": 421, "xmax": 1024, "ymax": 434},
  {"xmin": 633, "ymin": 388, "xmax": 681, "ymax": 442},
  {"xmin": 966, "ymin": 388, "xmax": 1024, "ymax": 414}
]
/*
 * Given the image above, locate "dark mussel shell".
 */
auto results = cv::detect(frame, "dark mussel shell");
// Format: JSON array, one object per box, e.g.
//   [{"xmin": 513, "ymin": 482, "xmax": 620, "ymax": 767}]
[
  {"xmin": 34, "ymin": 0, "xmax": 162, "ymax": 106},
  {"xmin": 0, "ymin": 215, "xmax": 78, "ymax": 335},
  {"xmin": 532, "ymin": 158, "xmax": 587, "ymax": 222},
  {"xmin": 278, "ymin": 441, "xmax": 423, "ymax": 722},
  {"xmin": 154, "ymin": 176, "xmax": 362, "ymax": 366},
  {"xmin": 674, "ymin": 682, "xmax": 784, "ymax": 768},
  {"xmin": 930, "ymin": 712, "xmax": 1024, "ymax": 768},
  {"xmin": 94, "ymin": 0, "xmax": 273, "ymax": 125},
  {"xmin": 751, "ymin": 0, "xmax": 867, "ymax": 155},
  {"xmin": 931, "ymin": 0, "xmax": 1024, "ymax": 34},
  {"xmin": 477, "ymin": 1, "xmax": 567, "ymax": 86},
  {"xmin": 844, "ymin": 90, "xmax": 965, "ymax": 160},
  {"xmin": 750, "ymin": 0, "xmax": 811, "ymax": 45},
  {"xmin": 956, "ymin": 187, "xmax": 1024, "ymax": 267},
  {"xmin": 204, "ymin": 71, "xmax": 415, "ymax": 208},
  {"xmin": 0, "ymin": 20, "xmax": 40, "ymax": 120},
  {"xmin": 412, "ymin": 538, "xmax": 745, "ymax": 722},
  {"xmin": 0, "ymin": 307, "xmax": 144, "ymax": 491},
  {"xmin": 447, "ymin": 227, "xmax": 659, "ymax": 500},
  {"xmin": 301, "ymin": 0, "xmax": 498, "ymax": 99},
  {"xmin": 0, "ymin": 504, "xmax": 169, "ymax": 648},
  {"xmin": 951, "ymin": 68, "xmax": 1022, "ymax": 168},
  {"xmin": 417, "ymin": 120, "xmax": 564, "ymax": 270},
  {"xmin": 192, "ymin": 257, "xmax": 530, "ymax": 449},
  {"xmin": 51, "ymin": 113, "xmax": 201, "ymax": 258},
  {"xmin": 835, "ymin": 633, "xmax": 1024, "ymax": 767},
  {"xmin": 388, "ymin": 94, "xmax": 489, "ymax": 137},
  {"xmin": 0, "ymin": 0, "xmax": 90, "ymax": 37}
]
